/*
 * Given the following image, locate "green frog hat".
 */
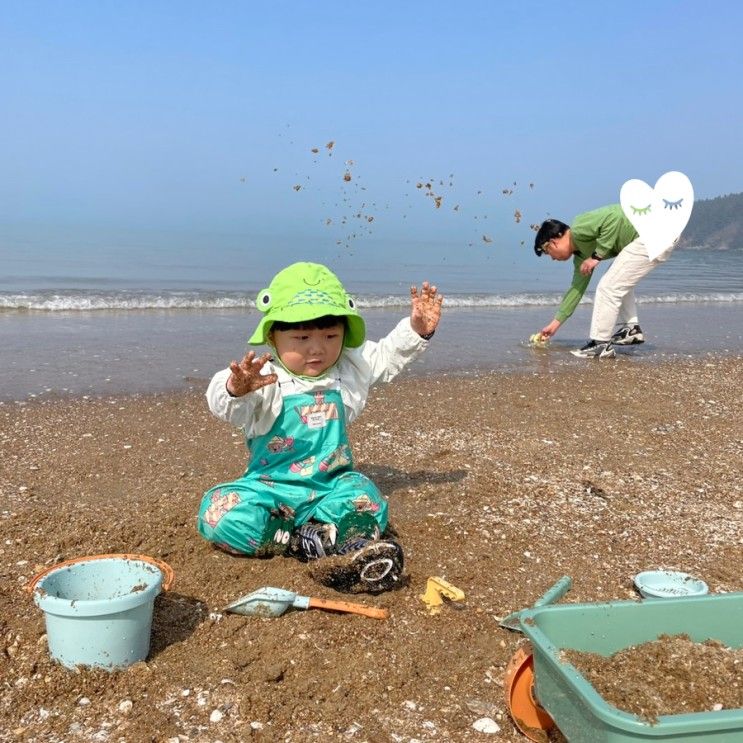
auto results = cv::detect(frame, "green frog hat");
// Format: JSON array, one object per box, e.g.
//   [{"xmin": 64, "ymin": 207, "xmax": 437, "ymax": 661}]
[{"xmin": 248, "ymin": 262, "xmax": 365, "ymax": 348}]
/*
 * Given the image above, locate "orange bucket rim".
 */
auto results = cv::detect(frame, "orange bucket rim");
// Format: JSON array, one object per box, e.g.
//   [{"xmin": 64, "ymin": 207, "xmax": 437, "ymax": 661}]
[{"xmin": 26, "ymin": 553, "xmax": 175, "ymax": 593}]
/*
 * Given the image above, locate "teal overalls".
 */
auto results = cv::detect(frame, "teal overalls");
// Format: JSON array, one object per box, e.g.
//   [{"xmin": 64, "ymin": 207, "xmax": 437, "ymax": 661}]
[{"xmin": 197, "ymin": 386, "xmax": 387, "ymax": 555}]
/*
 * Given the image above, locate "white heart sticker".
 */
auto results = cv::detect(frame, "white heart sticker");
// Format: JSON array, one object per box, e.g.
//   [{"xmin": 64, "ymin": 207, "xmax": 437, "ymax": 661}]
[{"xmin": 619, "ymin": 171, "xmax": 694, "ymax": 260}]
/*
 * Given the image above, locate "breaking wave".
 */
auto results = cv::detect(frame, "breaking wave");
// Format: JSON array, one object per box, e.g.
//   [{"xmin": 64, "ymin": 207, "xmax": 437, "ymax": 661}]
[{"xmin": 1, "ymin": 289, "xmax": 742, "ymax": 312}]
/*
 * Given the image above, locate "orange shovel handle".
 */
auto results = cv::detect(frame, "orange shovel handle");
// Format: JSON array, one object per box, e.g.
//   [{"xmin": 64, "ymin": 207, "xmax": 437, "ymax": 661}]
[
  {"xmin": 308, "ymin": 597, "xmax": 389, "ymax": 620},
  {"xmin": 26, "ymin": 553, "xmax": 175, "ymax": 593}
]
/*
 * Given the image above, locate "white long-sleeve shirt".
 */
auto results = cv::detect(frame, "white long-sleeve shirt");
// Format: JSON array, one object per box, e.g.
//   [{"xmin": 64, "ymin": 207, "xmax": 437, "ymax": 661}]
[{"xmin": 206, "ymin": 318, "xmax": 429, "ymax": 438}]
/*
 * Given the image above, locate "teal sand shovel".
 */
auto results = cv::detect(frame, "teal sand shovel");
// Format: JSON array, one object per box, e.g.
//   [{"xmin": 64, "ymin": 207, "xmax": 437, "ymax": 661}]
[{"xmin": 225, "ymin": 586, "xmax": 389, "ymax": 620}]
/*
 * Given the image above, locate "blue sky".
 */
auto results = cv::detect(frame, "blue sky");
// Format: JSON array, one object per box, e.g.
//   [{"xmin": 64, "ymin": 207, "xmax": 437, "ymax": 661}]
[{"xmin": 2, "ymin": 0, "xmax": 743, "ymax": 277}]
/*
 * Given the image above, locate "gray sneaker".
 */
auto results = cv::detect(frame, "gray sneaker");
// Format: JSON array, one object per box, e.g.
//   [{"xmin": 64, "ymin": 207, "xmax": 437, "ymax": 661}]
[
  {"xmin": 570, "ymin": 340, "xmax": 616, "ymax": 359},
  {"xmin": 611, "ymin": 323, "xmax": 644, "ymax": 345}
]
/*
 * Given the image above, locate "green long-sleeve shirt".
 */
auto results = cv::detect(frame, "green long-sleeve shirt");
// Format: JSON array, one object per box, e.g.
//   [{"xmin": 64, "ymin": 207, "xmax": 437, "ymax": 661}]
[{"xmin": 555, "ymin": 205, "xmax": 639, "ymax": 323}]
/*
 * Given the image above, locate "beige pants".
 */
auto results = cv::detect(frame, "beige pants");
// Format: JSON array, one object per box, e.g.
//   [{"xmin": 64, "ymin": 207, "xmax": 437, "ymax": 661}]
[{"xmin": 590, "ymin": 238, "xmax": 673, "ymax": 341}]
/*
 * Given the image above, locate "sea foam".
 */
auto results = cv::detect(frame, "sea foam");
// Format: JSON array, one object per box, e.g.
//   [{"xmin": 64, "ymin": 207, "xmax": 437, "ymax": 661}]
[{"xmin": 1, "ymin": 290, "xmax": 742, "ymax": 312}]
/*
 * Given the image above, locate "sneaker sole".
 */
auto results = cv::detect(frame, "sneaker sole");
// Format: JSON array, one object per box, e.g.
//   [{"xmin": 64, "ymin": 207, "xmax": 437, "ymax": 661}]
[
  {"xmin": 310, "ymin": 541, "xmax": 404, "ymax": 594},
  {"xmin": 612, "ymin": 336, "xmax": 644, "ymax": 345},
  {"xmin": 570, "ymin": 348, "xmax": 616, "ymax": 359}
]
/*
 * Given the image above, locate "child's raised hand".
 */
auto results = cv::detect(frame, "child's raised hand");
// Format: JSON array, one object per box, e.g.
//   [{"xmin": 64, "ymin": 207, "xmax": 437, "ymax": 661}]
[
  {"xmin": 410, "ymin": 281, "xmax": 443, "ymax": 338},
  {"xmin": 226, "ymin": 351, "xmax": 278, "ymax": 397}
]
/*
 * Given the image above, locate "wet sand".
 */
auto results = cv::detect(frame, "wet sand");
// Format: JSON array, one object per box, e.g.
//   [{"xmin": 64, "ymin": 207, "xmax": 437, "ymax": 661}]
[
  {"xmin": 2, "ymin": 302, "xmax": 743, "ymax": 400},
  {"xmin": 1, "ymin": 358, "xmax": 742, "ymax": 741}
]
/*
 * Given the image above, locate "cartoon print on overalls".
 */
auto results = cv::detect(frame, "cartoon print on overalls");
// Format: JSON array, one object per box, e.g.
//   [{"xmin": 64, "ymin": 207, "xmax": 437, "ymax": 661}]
[
  {"xmin": 267, "ymin": 435, "xmax": 295, "ymax": 454},
  {"xmin": 350, "ymin": 493, "xmax": 381, "ymax": 514},
  {"xmin": 246, "ymin": 390, "xmax": 351, "ymax": 485},
  {"xmin": 289, "ymin": 456, "xmax": 316, "ymax": 476},
  {"xmin": 294, "ymin": 390, "xmax": 340, "ymax": 427},
  {"xmin": 203, "ymin": 489, "xmax": 241, "ymax": 527},
  {"xmin": 319, "ymin": 444, "xmax": 352, "ymax": 472},
  {"xmin": 272, "ymin": 503, "xmax": 296, "ymax": 520}
]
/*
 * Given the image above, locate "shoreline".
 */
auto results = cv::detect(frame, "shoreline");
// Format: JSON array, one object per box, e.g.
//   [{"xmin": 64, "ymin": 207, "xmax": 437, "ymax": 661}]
[
  {"xmin": 2, "ymin": 357, "xmax": 741, "ymax": 740},
  {"xmin": 4, "ymin": 347, "xmax": 742, "ymax": 409}
]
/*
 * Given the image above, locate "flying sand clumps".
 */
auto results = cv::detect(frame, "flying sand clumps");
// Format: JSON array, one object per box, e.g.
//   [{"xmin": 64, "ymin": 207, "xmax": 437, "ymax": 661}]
[
  {"xmin": 391, "ymin": 171, "xmax": 540, "ymax": 251},
  {"xmin": 407, "ymin": 177, "xmax": 537, "ymax": 250},
  {"xmin": 316, "ymin": 146, "xmax": 377, "ymax": 250},
  {"xmin": 413, "ymin": 176, "xmax": 457, "ymax": 211},
  {"xmin": 266, "ymin": 130, "xmax": 539, "ymax": 253}
]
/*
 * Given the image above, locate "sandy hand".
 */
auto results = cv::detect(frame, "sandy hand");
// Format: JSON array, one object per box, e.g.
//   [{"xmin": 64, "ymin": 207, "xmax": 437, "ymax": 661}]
[
  {"xmin": 529, "ymin": 332, "xmax": 548, "ymax": 346},
  {"xmin": 540, "ymin": 319, "xmax": 562, "ymax": 339},
  {"xmin": 226, "ymin": 352, "xmax": 278, "ymax": 397},
  {"xmin": 410, "ymin": 281, "xmax": 443, "ymax": 337}
]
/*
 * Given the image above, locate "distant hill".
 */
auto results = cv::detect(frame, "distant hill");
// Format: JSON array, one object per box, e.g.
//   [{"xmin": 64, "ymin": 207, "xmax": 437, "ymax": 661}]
[{"xmin": 679, "ymin": 191, "xmax": 743, "ymax": 250}]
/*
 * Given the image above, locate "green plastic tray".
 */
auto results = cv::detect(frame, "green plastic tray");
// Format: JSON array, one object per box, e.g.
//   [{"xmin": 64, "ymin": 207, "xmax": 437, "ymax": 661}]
[{"xmin": 518, "ymin": 592, "xmax": 743, "ymax": 741}]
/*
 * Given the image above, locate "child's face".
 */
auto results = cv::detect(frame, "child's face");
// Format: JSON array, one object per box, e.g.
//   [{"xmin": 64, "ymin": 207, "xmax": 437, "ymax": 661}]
[{"xmin": 270, "ymin": 322, "xmax": 345, "ymax": 376}]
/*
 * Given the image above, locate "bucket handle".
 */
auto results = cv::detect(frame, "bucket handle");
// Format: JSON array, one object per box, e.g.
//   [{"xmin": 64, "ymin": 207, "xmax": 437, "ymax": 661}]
[{"xmin": 26, "ymin": 553, "xmax": 175, "ymax": 593}]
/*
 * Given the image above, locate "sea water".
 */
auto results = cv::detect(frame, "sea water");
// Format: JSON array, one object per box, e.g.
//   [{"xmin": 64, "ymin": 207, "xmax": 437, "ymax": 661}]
[{"xmin": 1, "ymin": 235, "xmax": 741, "ymax": 401}]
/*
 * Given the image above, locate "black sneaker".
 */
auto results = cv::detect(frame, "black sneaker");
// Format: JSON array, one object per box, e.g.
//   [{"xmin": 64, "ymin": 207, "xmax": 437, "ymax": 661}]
[
  {"xmin": 289, "ymin": 516, "xmax": 381, "ymax": 561},
  {"xmin": 289, "ymin": 522, "xmax": 338, "ymax": 561},
  {"xmin": 570, "ymin": 340, "xmax": 616, "ymax": 359},
  {"xmin": 310, "ymin": 538, "xmax": 404, "ymax": 594},
  {"xmin": 610, "ymin": 323, "xmax": 644, "ymax": 345}
]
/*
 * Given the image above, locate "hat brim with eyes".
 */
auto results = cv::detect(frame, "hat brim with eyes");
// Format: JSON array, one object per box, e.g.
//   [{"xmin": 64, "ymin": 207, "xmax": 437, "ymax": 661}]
[{"xmin": 247, "ymin": 262, "xmax": 365, "ymax": 348}]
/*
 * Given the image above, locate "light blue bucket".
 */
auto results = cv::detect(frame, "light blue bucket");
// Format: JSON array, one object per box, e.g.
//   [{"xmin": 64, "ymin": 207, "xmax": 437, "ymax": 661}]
[
  {"xmin": 633, "ymin": 570, "xmax": 709, "ymax": 599},
  {"xmin": 30, "ymin": 554, "xmax": 173, "ymax": 670}
]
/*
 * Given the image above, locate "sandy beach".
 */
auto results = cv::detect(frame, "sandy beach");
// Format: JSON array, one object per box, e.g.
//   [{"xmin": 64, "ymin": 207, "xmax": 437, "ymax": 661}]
[{"xmin": 1, "ymin": 357, "xmax": 742, "ymax": 741}]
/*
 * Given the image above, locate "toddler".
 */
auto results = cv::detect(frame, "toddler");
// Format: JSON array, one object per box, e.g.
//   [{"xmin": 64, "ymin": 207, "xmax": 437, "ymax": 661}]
[{"xmin": 197, "ymin": 262, "xmax": 442, "ymax": 592}]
